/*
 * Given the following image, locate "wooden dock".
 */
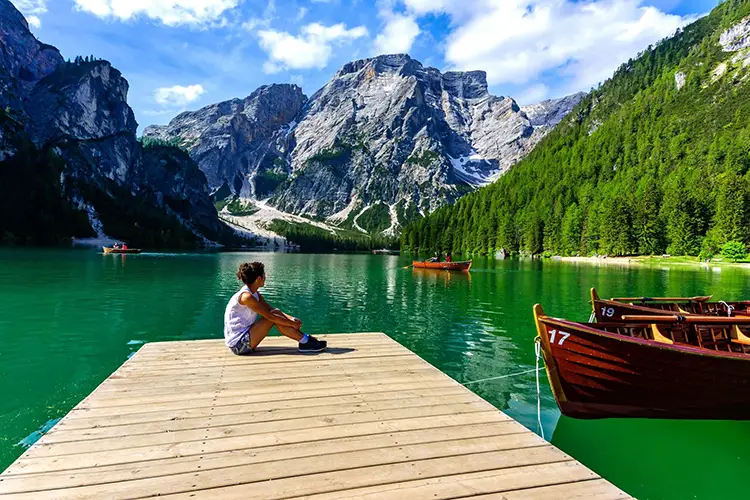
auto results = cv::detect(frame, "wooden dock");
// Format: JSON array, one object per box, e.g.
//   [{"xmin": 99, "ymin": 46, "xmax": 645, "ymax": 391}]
[{"xmin": 0, "ymin": 333, "xmax": 630, "ymax": 499}]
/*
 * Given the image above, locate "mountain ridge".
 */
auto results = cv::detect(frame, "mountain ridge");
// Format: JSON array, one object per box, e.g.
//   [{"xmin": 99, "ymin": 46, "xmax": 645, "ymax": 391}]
[{"xmin": 144, "ymin": 53, "xmax": 585, "ymax": 236}]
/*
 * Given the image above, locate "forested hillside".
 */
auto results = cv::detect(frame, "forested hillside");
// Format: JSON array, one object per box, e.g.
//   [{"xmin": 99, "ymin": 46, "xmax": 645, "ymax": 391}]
[{"xmin": 402, "ymin": 0, "xmax": 750, "ymax": 258}]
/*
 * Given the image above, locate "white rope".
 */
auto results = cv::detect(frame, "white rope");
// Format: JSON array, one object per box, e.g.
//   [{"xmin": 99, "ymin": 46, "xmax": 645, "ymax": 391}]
[
  {"xmin": 461, "ymin": 367, "xmax": 542, "ymax": 386},
  {"xmin": 535, "ymin": 337, "xmax": 545, "ymax": 440},
  {"xmin": 720, "ymin": 301, "xmax": 735, "ymax": 317}
]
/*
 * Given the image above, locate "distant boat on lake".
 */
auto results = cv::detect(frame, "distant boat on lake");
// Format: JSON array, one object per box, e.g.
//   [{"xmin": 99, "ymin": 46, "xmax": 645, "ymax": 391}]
[
  {"xmin": 372, "ymin": 249, "xmax": 400, "ymax": 255},
  {"xmin": 103, "ymin": 247, "xmax": 142, "ymax": 254},
  {"xmin": 412, "ymin": 260, "xmax": 472, "ymax": 271}
]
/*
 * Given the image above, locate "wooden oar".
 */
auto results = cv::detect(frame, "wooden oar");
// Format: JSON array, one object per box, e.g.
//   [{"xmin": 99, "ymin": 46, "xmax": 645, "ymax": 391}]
[
  {"xmin": 621, "ymin": 314, "xmax": 750, "ymax": 324},
  {"xmin": 612, "ymin": 295, "xmax": 712, "ymax": 303}
]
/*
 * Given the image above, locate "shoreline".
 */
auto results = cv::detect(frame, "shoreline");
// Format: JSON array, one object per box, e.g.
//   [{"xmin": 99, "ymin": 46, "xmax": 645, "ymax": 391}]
[{"xmin": 560, "ymin": 255, "xmax": 750, "ymax": 269}]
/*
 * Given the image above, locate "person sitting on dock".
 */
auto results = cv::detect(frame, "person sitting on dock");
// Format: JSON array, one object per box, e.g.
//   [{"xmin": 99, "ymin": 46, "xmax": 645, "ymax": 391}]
[{"xmin": 224, "ymin": 262, "xmax": 327, "ymax": 355}]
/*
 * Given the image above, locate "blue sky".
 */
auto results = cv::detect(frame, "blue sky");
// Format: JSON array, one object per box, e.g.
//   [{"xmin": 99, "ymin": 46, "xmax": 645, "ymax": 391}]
[{"xmin": 12, "ymin": 0, "xmax": 719, "ymax": 130}]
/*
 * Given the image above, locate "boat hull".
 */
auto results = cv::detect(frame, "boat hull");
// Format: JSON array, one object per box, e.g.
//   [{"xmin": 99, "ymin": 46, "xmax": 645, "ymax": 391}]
[
  {"xmin": 412, "ymin": 260, "xmax": 471, "ymax": 271},
  {"xmin": 103, "ymin": 247, "xmax": 142, "ymax": 254},
  {"xmin": 534, "ymin": 308, "xmax": 750, "ymax": 419}
]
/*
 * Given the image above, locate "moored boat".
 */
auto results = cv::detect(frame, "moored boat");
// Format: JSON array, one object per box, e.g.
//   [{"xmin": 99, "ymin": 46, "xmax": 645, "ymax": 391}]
[
  {"xmin": 103, "ymin": 247, "xmax": 142, "ymax": 254},
  {"xmin": 591, "ymin": 287, "xmax": 750, "ymax": 321},
  {"xmin": 533, "ymin": 303, "xmax": 750, "ymax": 419},
  {"xmin": 412, "ymin": 260, "xmax": 472, "ymax": 271}
]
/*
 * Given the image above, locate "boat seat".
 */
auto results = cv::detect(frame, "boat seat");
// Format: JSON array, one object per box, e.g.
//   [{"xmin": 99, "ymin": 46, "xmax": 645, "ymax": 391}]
[{"xmin": 650, "ymin": 324, "xmax": 674, "ymax": 344}]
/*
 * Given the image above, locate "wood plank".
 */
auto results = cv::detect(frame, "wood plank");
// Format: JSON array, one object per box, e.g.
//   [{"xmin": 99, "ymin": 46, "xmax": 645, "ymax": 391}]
[
  {"xmin": 144, "ymin": 447, "xmax": 573, "ymax": 500},
  {"xmin": 473, "ymin": 479, "xmax": 632, "ymax": 499},
  {"xmin": 77, "ymin": 372, "xmax": 452, "ymax": 407},
  {"xmin": 65, "ymin": 380, "xmax": 460, "ymax": 419},
  {"xmin": 8, "ymin": 412, "xmax": 507, "ymax": 474},
  {"xmin": 31, "ymin": 402, "xmax": 494, "ymax": 455},
  {"xmin": 0, "ymin": 422, "xmax": 527, "ymax": 487},
  {"xmin": 296, "ymin": 461, "xmax": 601, "ymax": 499},
  {"xmin": 44, "ymin": 396, "xmax": 484, "ymax": 442},
  {"xmin": 0, "ymin": 433, "xmax": 545, "ymax": 497},
  {"xmin": 57, "ymin": 388, "xmax": 474, "ymax": 430},
  {"xmin": 103, "ymin": 356, "xmax": 425, "ymax": 384},
  {"xmin": 91, "ymin": 364, "xmax": 437, "ymax": 397}
]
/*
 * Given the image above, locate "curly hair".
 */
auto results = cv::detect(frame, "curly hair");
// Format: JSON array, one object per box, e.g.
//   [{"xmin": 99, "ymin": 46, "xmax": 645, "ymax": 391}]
[{"xmin": 236, "ymin": 262, "xmax": 265, "ymax": 286}]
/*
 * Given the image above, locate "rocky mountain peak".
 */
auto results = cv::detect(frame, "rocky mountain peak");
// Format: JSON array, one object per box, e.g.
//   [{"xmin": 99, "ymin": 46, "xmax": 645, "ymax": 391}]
[
  {"xmin": 0, "ymin": 0, "xmax": 63, "ymax": 109},
  {"xmin": 146, "ymin": 54, "xmax": 585, "ymax": 235}
]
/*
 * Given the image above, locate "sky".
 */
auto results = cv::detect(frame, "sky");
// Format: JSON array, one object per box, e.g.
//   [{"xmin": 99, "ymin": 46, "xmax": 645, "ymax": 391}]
[{"xmin": 11, "ymin": 0, "xmax": 720, "ymax": 130}]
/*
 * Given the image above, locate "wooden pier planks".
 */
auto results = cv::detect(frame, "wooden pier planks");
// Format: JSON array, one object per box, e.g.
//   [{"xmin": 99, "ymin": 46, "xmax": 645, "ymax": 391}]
[{"xmin": 0, "ymin": 333, "xmax": 631, "ymax": 499}]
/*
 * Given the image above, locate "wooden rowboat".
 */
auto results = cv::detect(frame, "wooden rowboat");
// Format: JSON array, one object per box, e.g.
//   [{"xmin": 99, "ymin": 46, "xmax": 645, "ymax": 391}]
[
  {"xmin": 103, "ymin": 247, "xmax": 142, "ymax": 254},
  {"xmin": 412, "ymin": 260, "xmax": 472, "ymax": 271},
  {"xmin": 591, "ymin": 288, "xmax": 750, "ymax": 321},
  {"xmin": 533, "ymin": 303, "xmax": 750, "ymax": 419}
]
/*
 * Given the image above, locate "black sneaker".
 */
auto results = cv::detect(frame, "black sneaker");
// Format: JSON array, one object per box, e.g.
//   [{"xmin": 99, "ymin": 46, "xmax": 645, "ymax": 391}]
[{"xmin": 299, "ymin": 336, "xmax": 327, "ymax": 353}]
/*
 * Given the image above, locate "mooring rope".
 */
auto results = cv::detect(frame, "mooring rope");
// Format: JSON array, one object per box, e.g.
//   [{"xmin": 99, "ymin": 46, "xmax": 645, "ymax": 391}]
[
  {"xmin": 720, "ymin": 301, "xmax": 735, "ymax": 317},
  {"xmin": 459, "ymin": 337, "xmax": 546, "ymax": 441},
  {"xmin": 461, "ymin": 367, "xmax": 542, "ymax": 386},
  {"xmin": 535, "ymin": 336, "xmax": 545, "ymax": 440}
]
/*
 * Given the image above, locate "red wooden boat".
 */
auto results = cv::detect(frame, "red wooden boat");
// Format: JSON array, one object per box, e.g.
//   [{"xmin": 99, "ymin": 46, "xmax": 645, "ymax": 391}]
[
  {"xmin": 103, "ymin": 246, "xmax": 142, "ymax": 254},
  {"xmin": 533, "ymin": 303, "xmax": 750, "ymax": 419},
  {"xmin": 591, "ymin": 288, "xmax": 750, "ymax": 321},
  {"xmin": 412, "ymin": 260, "xmax": 472, "ymax": 271}
]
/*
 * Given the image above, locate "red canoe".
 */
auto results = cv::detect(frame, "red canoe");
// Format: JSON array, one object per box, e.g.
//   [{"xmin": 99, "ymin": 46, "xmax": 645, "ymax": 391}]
[
  {"xmin": 533, "ymin": 303, "xmax": 750, "ymax": 419},
  {"xmin": 412, "ymin": 260, "xmax": 472, "ymax": 271}
]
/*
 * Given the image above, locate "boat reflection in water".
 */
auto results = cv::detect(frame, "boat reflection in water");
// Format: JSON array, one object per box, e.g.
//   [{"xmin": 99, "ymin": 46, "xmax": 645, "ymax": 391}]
[{"xmin": 411, "ymin": 267, "xmax": 471, "ymax": 286}]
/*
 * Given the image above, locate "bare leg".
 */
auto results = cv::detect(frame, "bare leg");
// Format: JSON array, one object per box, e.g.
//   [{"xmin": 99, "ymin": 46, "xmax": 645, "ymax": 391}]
[
  {"xmin": 248, "ymin": 318, "xmax": 274, "ymax": 349},
  {"xmin": 249, "ymin": 316, "xmax": 305, "ymax": 349}
]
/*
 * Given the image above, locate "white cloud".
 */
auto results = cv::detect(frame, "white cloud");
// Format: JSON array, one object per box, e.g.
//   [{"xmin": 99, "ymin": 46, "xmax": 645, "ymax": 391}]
[
  {"xmin": 296, "ymin": 6, "xmax": 308, "ymax": 21},
  {"xmin": 73, "ymin": 0, "xmax": 240, "ymax": 26},
  {"xmin": 514, "ymin": 83, "xmax": 549, "ymax": 105},
  {"xmin": 401, "ymin": 0, "xmax": 693, "ymax": 93},
  {"xmin": 257, "ymin": 22, "xmax": 368, "ymax": 72},
  {"xmin": 242, "ymin": 0, "xmax": 275, "ymax": 31},
  {"xmin": 154, "ymin": 84, "xmax": 205, "ymax": 106},
  {"xmin": 373, "ymin": 13, "xmax": 420, "ymax": 55},
  {"xmin": 12, "ymin": 0, "xmax": 47, "ymax": 26}
]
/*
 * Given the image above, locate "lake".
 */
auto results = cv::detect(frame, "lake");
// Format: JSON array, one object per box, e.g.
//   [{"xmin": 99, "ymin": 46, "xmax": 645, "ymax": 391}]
[{"xmin": 1, "ymin": 248, "xmax": 749, "ymax": 498}]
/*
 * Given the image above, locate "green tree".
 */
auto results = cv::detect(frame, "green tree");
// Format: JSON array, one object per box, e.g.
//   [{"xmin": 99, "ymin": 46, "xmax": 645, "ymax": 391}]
[{"xmin": 721, "ymin": 240, "xmax": 747, "ymax": 262}]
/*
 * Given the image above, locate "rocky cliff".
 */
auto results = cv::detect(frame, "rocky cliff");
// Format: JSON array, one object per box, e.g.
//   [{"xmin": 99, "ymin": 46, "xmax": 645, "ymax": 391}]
[
  {"xmin": 0, "ymin": 0, "xmax": 234, "ymax": 247},
  {"xmin": 145, "ymin": 54, "xmax": 583, "ymax": 234},
  {"xmin": 143, "ymin": 84, "xmax": 306, "ymax": 199}
]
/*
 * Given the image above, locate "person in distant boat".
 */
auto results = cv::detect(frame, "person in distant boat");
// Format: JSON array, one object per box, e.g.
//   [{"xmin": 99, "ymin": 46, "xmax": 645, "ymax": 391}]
[
  {"xmin": 122, "ymin": 243, "xmax": 128, "ymax": 250},
  {"xmin": 446, "ymin": 252, "xmax": 452, "ymax": 263},
  {"xmin": 428, "ymin": 251, "xmax": 439, "ymax": 263},
  {"xmin": 224, "ymin": 262, "xmax": 327, "ymax": 355}
]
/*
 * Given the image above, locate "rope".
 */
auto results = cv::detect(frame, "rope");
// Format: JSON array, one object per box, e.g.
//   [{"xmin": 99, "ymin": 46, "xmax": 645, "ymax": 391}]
[
  {"xmin": 459, "ymin": 337, "xmax": 546, "ymax": 441},
  {"xmin": 461, "ymin": 367, "xmax": 542, "ymax": 386},
  {"xmin": 720, "ymin": 301, "xmax": 735, "ymax": 317},
  {"xmin": 535, "ymin": 336, "xmax": 545, "ymax": 440}
]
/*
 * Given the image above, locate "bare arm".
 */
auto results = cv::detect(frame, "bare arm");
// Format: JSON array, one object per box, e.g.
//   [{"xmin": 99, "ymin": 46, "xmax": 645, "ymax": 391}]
[{"xmin": 239, "ymin": 292, "xmax": 300, "ymax": 328}]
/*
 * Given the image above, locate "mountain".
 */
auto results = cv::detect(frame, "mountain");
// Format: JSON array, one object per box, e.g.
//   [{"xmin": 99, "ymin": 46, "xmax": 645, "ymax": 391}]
[
  {"xmin": 144, "ymin": 55, "xmax": 583, "ymax": 235},
  {"xmin": 402, "ymin": 0, "xmax": 750, "ymax": 258},
  {"xmin": 0, "ymin": 0, "xmax": 241, "ymax": 247}
]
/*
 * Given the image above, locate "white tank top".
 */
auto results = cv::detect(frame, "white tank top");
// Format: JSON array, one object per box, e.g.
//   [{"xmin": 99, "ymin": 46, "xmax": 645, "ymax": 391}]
[{"xmin": 224, "ymin": 285, "xmax": 259, "ymax": 347}]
